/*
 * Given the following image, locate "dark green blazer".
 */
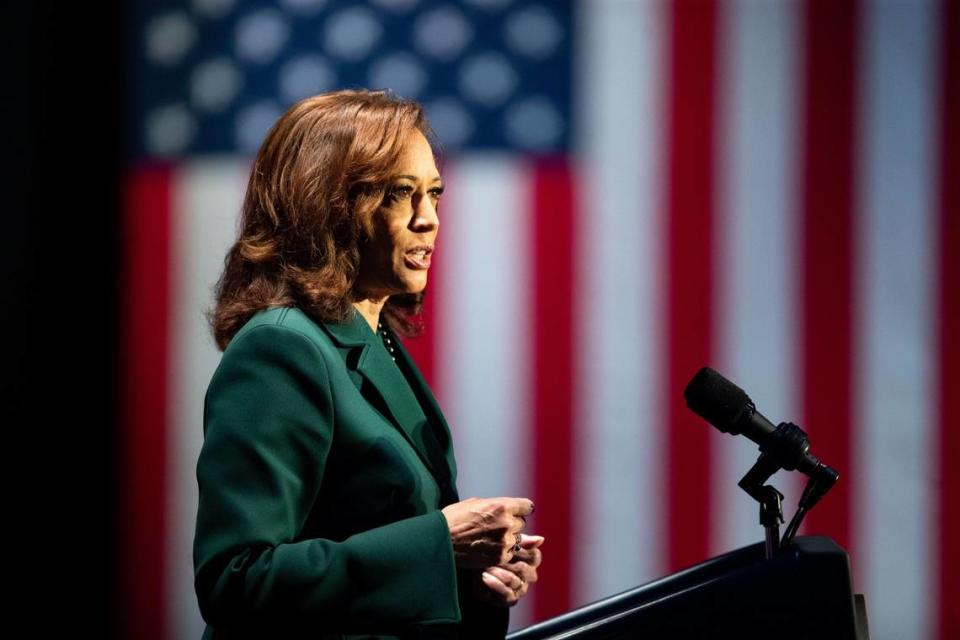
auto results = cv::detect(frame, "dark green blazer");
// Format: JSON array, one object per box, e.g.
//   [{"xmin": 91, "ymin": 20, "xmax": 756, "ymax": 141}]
[{"xmin": 193, "ymin": 306, "xmax": 507, "ymax": 639}]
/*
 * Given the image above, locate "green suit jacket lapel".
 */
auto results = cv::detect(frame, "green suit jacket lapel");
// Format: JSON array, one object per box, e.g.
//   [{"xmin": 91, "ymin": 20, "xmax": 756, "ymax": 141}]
[
  {"xmin": 391, "ymin": 332, "xmax": 459, "ymax": 504},
  {"xmin": 321, "ymin": 310, "xmax": 451, "ymax": 493}
]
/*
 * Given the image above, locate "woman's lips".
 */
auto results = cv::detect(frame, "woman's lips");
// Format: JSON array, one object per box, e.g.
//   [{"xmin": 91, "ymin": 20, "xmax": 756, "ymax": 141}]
[{"xmin": 403, "ymin": 248, "xmax": 432, "ymax": 269}]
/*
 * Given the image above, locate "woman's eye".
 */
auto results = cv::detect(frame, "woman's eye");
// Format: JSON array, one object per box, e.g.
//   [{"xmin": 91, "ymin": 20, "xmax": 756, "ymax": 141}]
[
  {"xmin": 429, "ymin": 186, "xmax": 445, "ymax": 201},
  {"xmin": 388, "ymin": 186, "xmax": 414, "ymax": 202}
]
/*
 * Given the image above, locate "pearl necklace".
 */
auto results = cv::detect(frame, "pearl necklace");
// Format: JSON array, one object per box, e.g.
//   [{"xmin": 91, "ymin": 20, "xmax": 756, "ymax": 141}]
[{"xmin": 377, "ymin": 321, "xmax": 397, "ymax": 361}]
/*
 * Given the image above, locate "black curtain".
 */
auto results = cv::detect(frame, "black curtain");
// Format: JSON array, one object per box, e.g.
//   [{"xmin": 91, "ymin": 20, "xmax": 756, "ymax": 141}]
[{"xmin": 4, "ymin": 2, "xmax": 122, "ymax": 635}]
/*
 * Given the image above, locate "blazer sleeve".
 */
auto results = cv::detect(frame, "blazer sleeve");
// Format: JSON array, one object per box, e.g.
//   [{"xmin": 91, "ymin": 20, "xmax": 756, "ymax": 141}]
[{"xmin": 193, "ymin": 324, "xmax": 462, "ymax": 633}]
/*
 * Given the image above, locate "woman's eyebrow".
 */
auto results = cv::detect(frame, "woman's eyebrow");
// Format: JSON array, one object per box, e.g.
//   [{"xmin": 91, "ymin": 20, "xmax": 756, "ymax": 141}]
[{"xmin": 393, "ymin": 174, "xmax": 443, "ymax": 184}]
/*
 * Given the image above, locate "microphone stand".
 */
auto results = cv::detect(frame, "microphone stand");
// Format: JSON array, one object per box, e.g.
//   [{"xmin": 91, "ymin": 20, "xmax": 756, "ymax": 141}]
[
  {"xmin": 738, "ymin": 451, "xmax": 785, "ymax": 559},
  {"xmin": 737, "ymin": 422, "xmax": 837, "ymax": 560},
  {"xmin": 781, "ymin": 463, "xmax": 840, "ymax": 548}
]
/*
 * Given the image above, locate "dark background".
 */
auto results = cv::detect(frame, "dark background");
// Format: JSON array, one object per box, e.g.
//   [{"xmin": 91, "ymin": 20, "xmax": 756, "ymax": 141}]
[{"xmin": 5, "ymin": 2, "xmax": 120, "ymax": 634}]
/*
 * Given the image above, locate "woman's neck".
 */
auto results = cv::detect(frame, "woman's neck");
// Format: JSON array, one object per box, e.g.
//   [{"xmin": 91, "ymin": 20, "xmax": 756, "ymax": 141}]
[{"xmin": 352, "ymin": 297, "xmax": 387, "ymax": 333}]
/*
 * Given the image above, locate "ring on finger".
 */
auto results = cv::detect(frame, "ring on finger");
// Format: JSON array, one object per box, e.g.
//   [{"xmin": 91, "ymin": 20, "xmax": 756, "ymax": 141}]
[{"xmin": 513, "ymin": 534, "xmax": 523, "ymax": 553}]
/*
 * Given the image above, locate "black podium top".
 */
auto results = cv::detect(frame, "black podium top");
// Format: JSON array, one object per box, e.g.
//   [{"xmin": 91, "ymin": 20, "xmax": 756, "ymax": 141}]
[{"xmin": 508, "ymin": 536, "xmax": 868, "ymax": 640}]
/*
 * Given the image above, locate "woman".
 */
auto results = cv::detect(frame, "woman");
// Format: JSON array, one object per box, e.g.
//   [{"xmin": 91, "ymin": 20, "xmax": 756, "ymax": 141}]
[{"xmin": 193, "ymin": 89, "xmax": 544, "ymax": 640}]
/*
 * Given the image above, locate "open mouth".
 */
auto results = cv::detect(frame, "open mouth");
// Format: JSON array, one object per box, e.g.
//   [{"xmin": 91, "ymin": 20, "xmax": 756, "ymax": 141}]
[{"xmin": 403, "ymin": 246, "xmax": 433, "ymax": 269}]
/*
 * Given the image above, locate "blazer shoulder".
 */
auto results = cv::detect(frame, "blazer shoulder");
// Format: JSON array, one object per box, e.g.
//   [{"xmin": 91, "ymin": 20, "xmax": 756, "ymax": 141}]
[
  {"xmin": 207, "ymin": 307, "xmax": 341, "ymax": 416},
  {"xmin": 229, "ymin": 306, "xmax": 334, "ymax": 353}
]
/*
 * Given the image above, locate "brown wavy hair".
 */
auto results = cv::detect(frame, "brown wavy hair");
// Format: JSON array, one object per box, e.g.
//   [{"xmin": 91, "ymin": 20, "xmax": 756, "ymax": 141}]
[{"xmin": 207, "ymin": 89, "xmax": 437, "ymax": 351}]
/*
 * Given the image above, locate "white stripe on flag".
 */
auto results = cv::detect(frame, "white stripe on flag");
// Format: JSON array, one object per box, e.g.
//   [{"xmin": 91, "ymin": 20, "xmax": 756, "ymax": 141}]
[
  {"xmin": 434, "ymin": 157, "xmax": 535, "ymax": 627},
  {"xmin": 714, "ymin": 0, "xmax": 801, "ymax": 556},
  {"xmin": 170, "ymin": 159, "xmax": 249, "ymax": 640},
  {"xmin": 856, "ymin": 2, "xmax": 939, "ymax": 637},
  {"xmin": 437, "ymin": 157, "xmax": 532, "ymax": 500},
  {"xmin": 574, "ymin": 0, "xmax": 667, "ymax": 604}
]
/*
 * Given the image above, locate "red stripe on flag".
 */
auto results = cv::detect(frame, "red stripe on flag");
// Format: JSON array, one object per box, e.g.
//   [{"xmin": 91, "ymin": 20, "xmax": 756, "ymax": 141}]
[
  {"xmin": 119, "ymin": 165, "xmax": 171, "ymax": 640},
  {"xmin": 936, "ymin": 1, "xmax": 960, "ymax": 638},
  {"xmin": 798, "ymin": 0, "xmax": 859, "ymax": 553},
  {"xmin": 664, "ymin": 0, "xmax": 718, "ymax": 572},
  {"xmin": 531, "ymin": 159, "xmax": 576, "ymax": 620}
]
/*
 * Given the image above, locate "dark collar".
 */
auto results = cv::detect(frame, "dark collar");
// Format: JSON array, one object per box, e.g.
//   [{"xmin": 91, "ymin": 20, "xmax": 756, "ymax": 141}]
[
  {"xmin": 321, "ymin": 308, "xmax": 378, "ymax": 348},
  {"xmin": 319, "ymin": 308, "xmax": 455, "ymax": 495}
]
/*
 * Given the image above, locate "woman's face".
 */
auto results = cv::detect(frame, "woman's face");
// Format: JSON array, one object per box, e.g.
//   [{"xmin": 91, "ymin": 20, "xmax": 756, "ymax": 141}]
[{"xmin": 356, "ymin": 129, "xmax": 443, "ymax": 299}]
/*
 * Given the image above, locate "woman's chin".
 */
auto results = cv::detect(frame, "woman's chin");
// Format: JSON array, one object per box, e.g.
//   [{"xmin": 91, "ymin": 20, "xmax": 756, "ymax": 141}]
[
  {"xmin": 404, "ymin": 272, "xmax": 428, "ymax": 294},
  {"xmin": 408, "ymin": 277, "xmax": 428, "ymax": 294}
]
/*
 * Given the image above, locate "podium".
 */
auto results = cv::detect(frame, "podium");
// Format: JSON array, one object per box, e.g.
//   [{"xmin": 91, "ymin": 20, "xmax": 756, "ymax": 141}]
[{"xmin": 507, "ymin": 536, "xmax": 869, "ymax": 640}]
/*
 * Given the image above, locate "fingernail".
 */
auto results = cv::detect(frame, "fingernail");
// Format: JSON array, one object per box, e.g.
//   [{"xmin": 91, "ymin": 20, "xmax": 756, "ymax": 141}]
[{"xmin": 482, "ymin": 572, "xmax": 495, "ymax": 582}]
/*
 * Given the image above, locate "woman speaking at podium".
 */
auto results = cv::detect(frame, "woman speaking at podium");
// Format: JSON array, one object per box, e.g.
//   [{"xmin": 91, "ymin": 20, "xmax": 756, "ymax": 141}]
[{"xmin": 192, "ymin": 89, "xmax": 544, "ymax": 639}]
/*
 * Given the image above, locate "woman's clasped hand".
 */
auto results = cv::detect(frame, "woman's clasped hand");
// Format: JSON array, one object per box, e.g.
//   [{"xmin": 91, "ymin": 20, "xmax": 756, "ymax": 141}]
[{"xmin": 441, "ymin": 497, "xmax": 544, "ymax": 607}]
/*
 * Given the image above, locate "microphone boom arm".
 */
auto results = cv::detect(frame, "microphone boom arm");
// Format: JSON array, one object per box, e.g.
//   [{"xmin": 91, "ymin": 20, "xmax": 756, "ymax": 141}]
[{"xmin": 736, "ymin": 420, "xmax": 839, "ymax": 558}]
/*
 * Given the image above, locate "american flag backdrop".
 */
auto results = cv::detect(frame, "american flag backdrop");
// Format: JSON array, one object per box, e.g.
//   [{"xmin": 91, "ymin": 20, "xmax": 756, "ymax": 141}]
[{"xmin": 118, "ymin": 1, "xmax": 958, "ymax": 639}]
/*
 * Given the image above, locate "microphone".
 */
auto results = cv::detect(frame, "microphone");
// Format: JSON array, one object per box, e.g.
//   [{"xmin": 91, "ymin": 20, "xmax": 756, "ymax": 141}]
[
  {"xmin": 683, "ymin": 367, "xmax": 837, "ymax": 486},
  {"xmin": 685, "ymin": 367, "xmax": 839, "ymax": 546}
]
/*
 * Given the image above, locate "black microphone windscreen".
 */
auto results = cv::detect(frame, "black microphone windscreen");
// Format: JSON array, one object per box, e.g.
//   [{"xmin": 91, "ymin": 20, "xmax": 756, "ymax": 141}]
[{"xmin": 683, "ymin": 367, "xmax": 753, "ymax": 434}]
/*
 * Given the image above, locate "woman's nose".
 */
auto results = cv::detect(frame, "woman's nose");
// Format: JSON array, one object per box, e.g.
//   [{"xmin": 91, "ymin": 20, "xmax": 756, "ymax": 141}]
[{"xmin": 411, "ymin": 197, "xmax": 439, "ymax": 231}]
